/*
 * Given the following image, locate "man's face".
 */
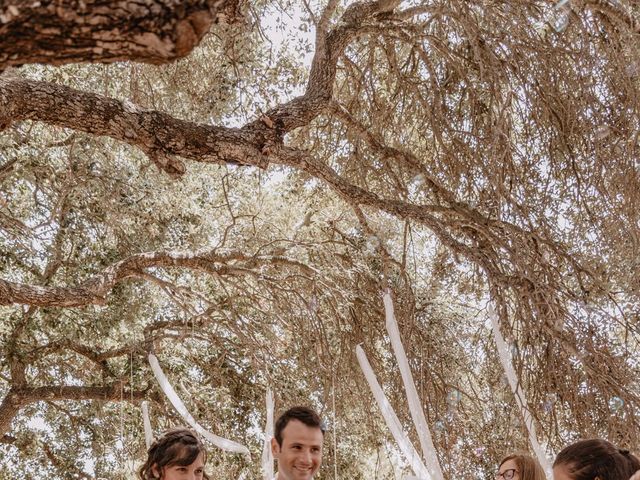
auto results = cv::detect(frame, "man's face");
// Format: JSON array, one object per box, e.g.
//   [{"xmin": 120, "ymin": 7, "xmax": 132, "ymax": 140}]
[{"xmin": 272, "ymin": 419, "xmax": 323, "ymax": 480}]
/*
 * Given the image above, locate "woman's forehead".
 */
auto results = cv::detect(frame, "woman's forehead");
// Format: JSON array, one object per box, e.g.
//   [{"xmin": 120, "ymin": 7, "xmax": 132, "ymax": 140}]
[
  {"xmin": 499, "ymin": 459, "xmax": 518, "ymax": 472},
  {"xmin": 166, "ymin": 444, "xmax": 204, "ymax": 465}
]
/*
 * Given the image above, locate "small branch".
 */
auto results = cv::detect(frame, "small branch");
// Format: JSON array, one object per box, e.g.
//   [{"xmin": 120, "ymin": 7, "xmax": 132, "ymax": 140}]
[
  {"xmin": 42, "ymin": 443, "xmax": 92, "ymax": 480},
  {"xmin": 0, "ymin": 434, "xmax": 16, "ymax": 444}
]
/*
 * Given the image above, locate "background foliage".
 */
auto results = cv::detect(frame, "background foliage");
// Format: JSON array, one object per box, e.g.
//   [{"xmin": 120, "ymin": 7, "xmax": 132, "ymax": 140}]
[{"xmin": 1, "ymin": 0, "xmax": 639, "ymax": 478}]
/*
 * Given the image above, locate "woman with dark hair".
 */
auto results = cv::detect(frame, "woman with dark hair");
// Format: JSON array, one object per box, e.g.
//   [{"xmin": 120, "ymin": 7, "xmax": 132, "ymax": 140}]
[
  {"xmin": 497, "ymin": 453, "xmax": 546, "ymax": 480},
  {"xmin": 138, "ymin": 427, "xmax": 210, "ymax": 480},
  {"xmin": 553, "ymin": 439, "xmax": 640, "ymax": 480}
]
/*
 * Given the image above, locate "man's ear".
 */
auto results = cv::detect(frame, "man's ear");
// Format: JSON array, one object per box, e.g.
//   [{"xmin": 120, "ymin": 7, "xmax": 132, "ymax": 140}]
[
  {"xmin": 151, "ymin": 463, "xmax": 161, "ymax": 479},
  {"xmin": 271, "ymin": 437, "xmax": 280, "ymax": 457}
]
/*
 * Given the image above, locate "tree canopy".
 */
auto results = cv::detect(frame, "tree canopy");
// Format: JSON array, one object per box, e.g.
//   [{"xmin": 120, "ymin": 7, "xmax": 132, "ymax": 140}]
[{"xmin": 0, "ymin": 0, "xmax": 639, "ymax": 478}]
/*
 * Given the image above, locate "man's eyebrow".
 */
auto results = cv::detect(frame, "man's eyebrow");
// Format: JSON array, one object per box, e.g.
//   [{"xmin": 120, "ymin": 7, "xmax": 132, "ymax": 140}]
[{"xmin": 288, "ymin": 441, "xmax": 323, "ymax": 447}]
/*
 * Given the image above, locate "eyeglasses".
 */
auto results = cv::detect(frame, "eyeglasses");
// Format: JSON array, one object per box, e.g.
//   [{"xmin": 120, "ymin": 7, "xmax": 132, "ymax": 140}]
[{"xmin": 497, "ymin": 468, "xmax": 518, "ymax": 480}]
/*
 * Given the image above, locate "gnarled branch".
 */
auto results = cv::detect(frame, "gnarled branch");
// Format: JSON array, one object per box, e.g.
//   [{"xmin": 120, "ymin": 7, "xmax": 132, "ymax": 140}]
[
  {"xmin": 0, "ymin": 0, "xmax": 244, "ymax": 70},
  {"xmin": 0, "ymin": 249, "xmax": 317, "ymax": 307},
  {"xmin": 0, "ymin": 384, "xmax": 147, "ymax": 438}
]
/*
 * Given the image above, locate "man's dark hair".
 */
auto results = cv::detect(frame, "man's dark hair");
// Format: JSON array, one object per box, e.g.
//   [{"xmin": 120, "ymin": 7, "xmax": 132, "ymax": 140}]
[{"xmin": 274, "ymin": 406, "xmax": 325, "ymax": 446}]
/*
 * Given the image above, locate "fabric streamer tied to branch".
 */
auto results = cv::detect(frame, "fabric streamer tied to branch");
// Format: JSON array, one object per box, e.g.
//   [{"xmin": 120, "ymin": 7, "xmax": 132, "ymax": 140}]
[
  {"xmin": 356, "ymin": 345, "xmax": 432, "ymax": 479},
  {"xmin": 148, "ymin": 353, "xmax": 251, "ymax": 458},
  {"xmin": 141, "ymin": 400, "xmax": 154, "ymax": 450},
  {"xmin": 384, "ymin": 291, "xmax": 445, "ymax": 480},
  {"xmin": 262, "ymin": 388, "xmax": 275, "ymax": 480},
  {"xmin": 488, "ymin": 305, "xmax": 553, "ymax": 479}
]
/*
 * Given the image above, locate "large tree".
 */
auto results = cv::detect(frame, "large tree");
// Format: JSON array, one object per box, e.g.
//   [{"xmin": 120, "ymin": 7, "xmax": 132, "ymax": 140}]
[{"xmin": 1, "ymin": 0, "xmax": 640, "ymax": 478}]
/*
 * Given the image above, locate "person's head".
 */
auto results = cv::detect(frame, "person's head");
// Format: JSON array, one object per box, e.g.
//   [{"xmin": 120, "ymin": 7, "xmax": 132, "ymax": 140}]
[
  {"xmin": 138, "ymin": 428, "xmax": 209, "ymax": 480},
  {"xmin": 553, "ymin": 439, "xmax": 640, "ymax": 480},
  {"xmin": 271, "ymin": 406, "xmax": 325, "ymax": 480},
  {"xmin": 498, "ymin": 453, "xmax": 546, "ymax": 480}
]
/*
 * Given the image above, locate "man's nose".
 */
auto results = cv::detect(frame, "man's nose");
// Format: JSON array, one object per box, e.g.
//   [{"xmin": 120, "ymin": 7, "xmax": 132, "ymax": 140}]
[{"xmin": 301, "ymin": 449, "xmax": 312, "ymax": 464}]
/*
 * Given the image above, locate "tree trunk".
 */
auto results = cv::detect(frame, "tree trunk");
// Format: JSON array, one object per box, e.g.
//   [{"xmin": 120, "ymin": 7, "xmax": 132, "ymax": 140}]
[{"xmin": 0, "ymin": 0, "xmax": 243, "ymax": 70}]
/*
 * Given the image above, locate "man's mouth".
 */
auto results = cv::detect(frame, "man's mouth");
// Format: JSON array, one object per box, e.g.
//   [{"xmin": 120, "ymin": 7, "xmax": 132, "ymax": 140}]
[{"xmin": 294, "ymin": 465, "xmax": 313, "ymax": 476}]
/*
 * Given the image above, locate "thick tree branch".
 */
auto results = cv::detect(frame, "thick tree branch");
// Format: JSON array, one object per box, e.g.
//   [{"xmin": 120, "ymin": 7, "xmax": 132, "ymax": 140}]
[
  {"xmin": 0, "ymin": 384, "xmax": 147, "ymax": 438},
  {"xmin": 0, "ymin": 249, "xmax": 317, "ymax": 307},
  {"xmin": 16, "ymin": 384, "xmax": 147, "ymax": 403},
  {"xmin": 0, "ymin": 0, "xmax": 404, "ymax": 174},
  {"xmin": 0, "ymin": 0, "xmax": 244, "ymax": 70},
  {"xmin": 255, "ymin": 0, "xmax": 402, "ymax": 133},
  {"xmin": 28, "ymin": 340, "xmax": 116, "ymax": 378},
  {"xmin": 0, "ymin": 0, "xmax": 586, "ymax": 312},
  {"xmin": 0, "ymin": 78, "xmax": 269, "ymax": 175}
]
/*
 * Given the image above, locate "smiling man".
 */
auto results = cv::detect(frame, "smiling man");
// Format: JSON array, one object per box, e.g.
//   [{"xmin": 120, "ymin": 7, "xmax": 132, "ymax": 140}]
[{"xmin": 271, "ymin": 406, "xmax": 325, "ymax": 480}]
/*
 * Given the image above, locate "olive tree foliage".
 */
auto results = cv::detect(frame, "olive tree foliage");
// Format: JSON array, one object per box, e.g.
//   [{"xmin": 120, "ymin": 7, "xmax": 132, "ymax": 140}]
[{"xmin": 0, "ymin": 0, "xmax": 640, "ymax": 478}]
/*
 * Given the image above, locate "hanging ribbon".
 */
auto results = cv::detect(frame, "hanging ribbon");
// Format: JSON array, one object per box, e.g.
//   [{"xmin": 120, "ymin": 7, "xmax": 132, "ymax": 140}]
[
  {"xmin": 148, "ymin": 353, "xmax": 250, "ymax": 457},
  {"xmin": 141, "ymin": 400, "xmax": 154, "ymax": 450},
  {"xmin": 262, "ymin": 388, "xmax": 275, "ymax": 480},
  {"xmin": 489, "ymin": 305, "xmax": 552, "ymax": 479},
  {"xmin": 356, "ymin": 345, "xmax": 431, "ymax": 479},
  {"xmin": 384, "ymin": 291, "xmax": 445, "ymax": 480}
]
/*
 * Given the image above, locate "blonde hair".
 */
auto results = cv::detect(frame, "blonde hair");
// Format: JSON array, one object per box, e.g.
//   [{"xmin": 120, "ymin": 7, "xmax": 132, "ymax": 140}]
[{"xmin": 499, "ymin": 453, "xmax": 546, "ymax": 480}]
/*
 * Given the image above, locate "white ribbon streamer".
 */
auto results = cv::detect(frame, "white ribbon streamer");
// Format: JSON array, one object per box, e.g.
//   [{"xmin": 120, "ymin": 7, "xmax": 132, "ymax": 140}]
[
  {"xmin": 262, "ymin": 388, "xmax": 275, "ymax": 480},
  {"xmin": 489, "ymin": 306, "xmax": 552, "ymax": 479},
  {"xmin": 148, "ymin": 353, "xmax": 250, "ymax": 457},
  {"xmin": 141, "ymin": 400, "xmax": 154, "ymax": 450},
  {"xmin": 356, "ymin": 345, "xmax": 431, "ymax": 479},
  {"xmin": 384, "ymin": 291, "xmax": 444, "ymax": 480}
]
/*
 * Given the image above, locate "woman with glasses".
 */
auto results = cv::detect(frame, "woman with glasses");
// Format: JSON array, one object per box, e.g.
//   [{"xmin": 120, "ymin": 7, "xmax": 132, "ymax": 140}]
[
  {"xmin": 497, "ymin": 453, "xmax": 546, "ymax": 480},
  {"xmin": 553, "ymin": 439, "xmax": 640, "ymax": 480}
]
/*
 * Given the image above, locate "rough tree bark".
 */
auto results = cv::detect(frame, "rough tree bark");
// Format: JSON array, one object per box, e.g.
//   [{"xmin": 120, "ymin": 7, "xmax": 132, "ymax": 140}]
[
  {"xmin": 0, "ymin": 0, "xmax": 574, "ymax": 308},
  {"xmin": 0, "ymin": 0, "xmax": 243, "ymax": 70},
  {"xmin": 0, "ymin": 385, "xmax": 147, "ymax": 440},
  {"xmin": 0, "ymin": 249, "xmax": 316, "ymax": 306}
]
